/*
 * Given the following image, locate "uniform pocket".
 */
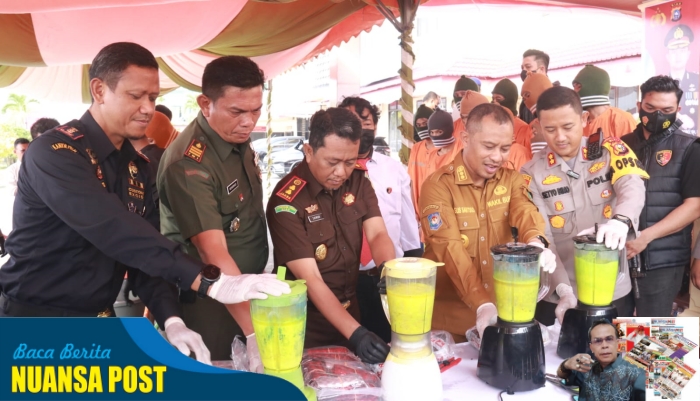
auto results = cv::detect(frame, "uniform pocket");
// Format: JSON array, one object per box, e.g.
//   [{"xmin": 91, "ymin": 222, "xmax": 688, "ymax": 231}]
[
  {"xmin": 338, "ymin": 201, "xmax": 368, "ymax": 225},
  {"xmin": 221, "ymin": 198, "xmax": 240, "ymax": 232},
  {"xmin": 584, "ymin": 171, "xmax": 613, "ymax": 206},
  {"xmin": 456, "ymin": 214, "xmax": 480, "ymax": 255},
  {"xmin": 547, "ymin": 211, "xmax": 575, "ymax": 235}
]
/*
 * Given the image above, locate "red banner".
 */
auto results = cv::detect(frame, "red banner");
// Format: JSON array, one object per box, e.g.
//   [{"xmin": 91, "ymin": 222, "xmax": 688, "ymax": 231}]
[{"xmin": 644, "ymin": 1, "xmax": 700, "ymax": 136}]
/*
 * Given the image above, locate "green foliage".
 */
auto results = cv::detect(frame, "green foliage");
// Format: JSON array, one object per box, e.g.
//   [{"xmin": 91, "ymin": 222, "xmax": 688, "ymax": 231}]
[
  {"xmin": 1, "ymin": 94, "xmax": 39, "ymax": 115},
  {"xmin": 0, "ymin": 124, "xmax": 31, "ymax": 166}
]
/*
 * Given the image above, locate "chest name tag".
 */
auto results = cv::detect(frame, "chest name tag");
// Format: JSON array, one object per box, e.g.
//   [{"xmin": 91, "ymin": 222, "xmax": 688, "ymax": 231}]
[
  {"xmin": 308, "ymin": 213, "xmax": 324, "ymax": 223},
  {"xmin": 227, "ymin": 179, "xmax": 239, "ymax": 195}
]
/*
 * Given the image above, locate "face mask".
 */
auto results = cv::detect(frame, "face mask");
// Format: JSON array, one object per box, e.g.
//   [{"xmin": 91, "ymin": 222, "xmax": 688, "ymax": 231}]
[
  {"xmin": 639, "ymin": 109, "xmax": 676, "ymax": 135},
  {"xmin": 358, "ymin": 129, "xmax": 375, "ymax": 155},
  {"xmin": 520, "ymin": 69, "xmax": 538, "ymax": 82}
]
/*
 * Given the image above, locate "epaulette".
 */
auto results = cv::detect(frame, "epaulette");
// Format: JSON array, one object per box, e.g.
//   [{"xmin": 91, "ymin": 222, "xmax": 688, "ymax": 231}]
[
  {"xmin": 54, "ymin": 124, "xmax": 84, "ymax": 140},
  {"xmin": 137, "ymin": 151, "xmax": 150, "ymax": 163},
  {"xmin": 354, "ymin": 162, "xmax": 367, "ymax": 171},
  {"xmin": 276, "ymin": 176, "xmax": 307, "ymax": 202},
  {"xmin": 184, "ymin": 139, "xmax": 206, "ymax": 163}
]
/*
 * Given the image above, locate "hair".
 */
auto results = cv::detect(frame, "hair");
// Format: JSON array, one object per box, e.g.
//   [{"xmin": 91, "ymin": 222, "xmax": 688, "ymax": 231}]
[
  {"xmin": 155, "ymin": 104, "xmax": 172, "ymax": 120},
  {"xmin": 640, "ymin": 75, "xmax": 684, "ymax": 105},
  {"xmin": 308, "ymin": 107, "xmax": 362, "ymax": 152},
  {"xmin": 588, "ymin": 319, "xmax": 617, "ymax": 342},
  {"xmin": 14, "ymin": 138, "xmax": 30, "ymax": 147},
  {"xmin": 202, "ymin": 56, "xmax": 266, "ymax": 101},
  {"xmin": 423, "ymin": 91, "xmax": 440, "ymax": 103},
  {"xmin": 523, "ymin": 49, "xmax": 550, "ymax": 72},
  {"xmin": 338, "ymin": 96, "xmax": 380, "ymax": 125},
  {"xmin": 30, "ymin": 117, "xmax": 60, "ymax": 139},
  {"xmin": 89, "ymin": 42, "xmax": 159, "ymax": 93},
  {"xmin": 537, "ymin": 86, "xmax": 584, "ymax": 115},
  {"xmin": 465, "ymin": 103, "xmax": 513, "ymax": 134}
]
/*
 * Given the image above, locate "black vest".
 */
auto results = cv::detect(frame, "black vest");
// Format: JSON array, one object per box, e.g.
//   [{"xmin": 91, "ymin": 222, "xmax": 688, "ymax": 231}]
[{"xmin": 621, "ymin": 121, "xmax": 697, "ymax": 270}]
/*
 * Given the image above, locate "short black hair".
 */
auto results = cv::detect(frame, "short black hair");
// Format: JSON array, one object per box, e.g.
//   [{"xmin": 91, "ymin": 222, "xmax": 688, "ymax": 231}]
[
  {"xmin": 89, "ymin": 42, "xmax": 159, "ymax": 92},
  {"xmin": 155, "ymin": 104, "xmax": 172, "ymax": 120},
  {"xmin": 14, "ymin": 138, "xmax": 30, "ymax": 147},
  {"xmin": 308, "ymin": 107, "xmax": 362, "ymax": 152},
  {"xmin": 523, "ymin": 49, "xmax": 550, "ymax": 72},
  {"xmin": 588, "ymin": 319, "xmax": 617, "ymax": 342},
  {"xmin": 537, "ymin": 86, "xmax": 583, "ymax": 115},
  {"xmin": 338, "ymin": 96, "xmax": 380, "ymax": 125},
  {"xmin": 30, "ymin": 117, "xmax": 60, "ymax": 139},
  {"xmin": 465, "ymin": 103, "xmax": 513, "ymax": 134},
  {"xmin": 202, "ymin": 56, "xmax": 265, "ymax": 102},
  {"xmin": 640, "ymin": 75, "xmax": 683, "ymax": 105}
]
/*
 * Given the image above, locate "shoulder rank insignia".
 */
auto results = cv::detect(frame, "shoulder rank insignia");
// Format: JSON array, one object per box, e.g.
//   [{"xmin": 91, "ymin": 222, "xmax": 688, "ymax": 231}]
[
  {"xmin": 137, "ymin": 151, "xmax": 150, "ymax": 163},
  {"xmin": 55, "ymin": 125, "xmax": 83, "ymax": 140},
  {"xmin": 547, "ymin": 152, "xmax": 556, "ymax": 167},
  {"xmin": 184, "ymin": 139, "xmax": 206, "ymax": 163},
  {"xmin": 276, "ymin": 176, "xmax": 307, "ymax": 202}
]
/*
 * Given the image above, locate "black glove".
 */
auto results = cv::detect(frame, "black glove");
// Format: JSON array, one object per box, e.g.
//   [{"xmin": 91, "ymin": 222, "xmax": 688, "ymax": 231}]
[
  {"xmin": 349, "ymin": 326, "xmax": 390, "ymax": 364},
  {"xmin": 376, "ymin": 261, "xmax": 387, "ymax": 295}
]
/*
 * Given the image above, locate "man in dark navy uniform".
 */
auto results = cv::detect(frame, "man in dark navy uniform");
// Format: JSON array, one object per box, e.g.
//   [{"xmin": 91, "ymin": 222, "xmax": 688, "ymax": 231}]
[
  {"xmin": 665, "ymin": 24, "xmax": 699, "ymax": 135},
  {"xmin": 0, "ymin": 43, "xmax": 289, "ymax": 363}
]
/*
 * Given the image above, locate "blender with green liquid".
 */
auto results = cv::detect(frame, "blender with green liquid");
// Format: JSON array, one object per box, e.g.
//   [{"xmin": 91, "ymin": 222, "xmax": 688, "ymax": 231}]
[
  {"xmin": 250, "ymin": 267, "xmax": 316, "ymax": 401},
  {"xmin": 557, "ymin": 235, "xmax": 625, "ymax": 358},
  {"xmin": 477, "ymin": 242, "xmax": 549, "ymax": 392}
]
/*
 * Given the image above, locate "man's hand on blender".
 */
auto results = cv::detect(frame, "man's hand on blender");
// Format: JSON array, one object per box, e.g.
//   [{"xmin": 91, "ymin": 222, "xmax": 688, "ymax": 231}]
[
  {"xmin": 577, "ymin": 219, "xmax": 629, "ymax": 251},
  {"xmin": 476, "ymin": 303, "xmax": 498, "ymax": 339},
  {"xmin": 528, "ymin": 239, "xmax": 557, "ymax": 273},
  {"xmin": 208, "ymin": 273, "xmax": 291, "ymax": 303},
  {"xmin": 349, "ymin": 326, "xmax": 390, "ymax": 364},
  {"xmin": 554, "ymin": 284, "xmax": 578, "ymax": 324},
  {"xmin": 163, "ymin": 317, "xmax": 212, "ymax": 364}
]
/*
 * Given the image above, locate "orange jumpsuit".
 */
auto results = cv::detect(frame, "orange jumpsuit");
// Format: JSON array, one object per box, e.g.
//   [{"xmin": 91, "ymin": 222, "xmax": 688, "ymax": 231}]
[
  {"xmin": 504, "ymin": 142, "xmax": 531, "ymax": 172},
  {"xmin": 513, "ymin": 116, "xmax": 533, "ymax": 158},
  {"xmin": 584, "ymin": 107, "xmax": 637, "ymax": 139}
]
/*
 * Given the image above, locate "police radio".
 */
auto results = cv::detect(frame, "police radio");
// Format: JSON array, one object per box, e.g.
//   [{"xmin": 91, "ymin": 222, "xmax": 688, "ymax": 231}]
[{"xmin": 586, "ymin": 128, "xmax": 604, "ymax": 160}]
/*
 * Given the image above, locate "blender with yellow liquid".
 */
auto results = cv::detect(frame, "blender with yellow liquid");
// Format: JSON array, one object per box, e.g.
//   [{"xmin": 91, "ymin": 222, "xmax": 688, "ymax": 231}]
[
  {"xmin": 379, "ymin": 257, "xmax": 443, "ymax": 401},
  {"xmin": 558, "ymin": 235, "xmax": 625, "ymax": 358},
  {"xmin": 250, "ymin": 267, "xmax": 316, "ymax": 401},
  {"xmin": 477, "ymin": 242, "xmax": 549, "ymax": 393}
]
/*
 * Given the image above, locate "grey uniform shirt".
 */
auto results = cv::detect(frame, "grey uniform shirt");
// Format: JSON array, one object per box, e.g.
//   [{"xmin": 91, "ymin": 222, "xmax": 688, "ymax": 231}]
[{"xmin": 521, "ymin": 137, "xmax": 647, "ymax": 302}]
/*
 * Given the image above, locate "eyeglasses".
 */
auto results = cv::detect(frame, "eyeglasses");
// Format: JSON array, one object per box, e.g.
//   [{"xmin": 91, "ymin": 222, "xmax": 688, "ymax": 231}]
[{"xmin": 591, "ymin": 335, "xmax": 616, "ymax": 345}]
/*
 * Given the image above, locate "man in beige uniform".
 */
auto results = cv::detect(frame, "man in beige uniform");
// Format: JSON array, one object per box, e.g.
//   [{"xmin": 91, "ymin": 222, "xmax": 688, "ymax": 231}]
[{"xmin": 521, "ymin": 87, "xmax": 648, "ymax": 325}]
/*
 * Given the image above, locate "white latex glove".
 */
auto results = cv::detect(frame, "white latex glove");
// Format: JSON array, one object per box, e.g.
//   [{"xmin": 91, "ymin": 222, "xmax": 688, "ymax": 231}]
[
  {"xmin": 164, "ymin": 317, "xmax": 212, "ymax": 365},
  {"xmin": 209, "ymin": 273, "xmax": 291, "ymax": 304},
  {"xmin": 577, "ymin": 219, "xmax": 629, "ymax": 251},
  {"xmin": 528, "ymin": 241, "xmax": 557, "ymax": 273},
  {"xmin": 476, "ymin": 303, "xmax": 498, "ymax": 339},
  {"xmin": 554, "ymin": 284, "xmax": 578, "ymax": 325},
  {"xmin": 246, "ymin": 333, "xmax": 264, "ymax": 373}
]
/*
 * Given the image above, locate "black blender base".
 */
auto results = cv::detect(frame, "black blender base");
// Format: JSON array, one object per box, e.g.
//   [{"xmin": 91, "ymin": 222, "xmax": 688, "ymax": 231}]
[
  {"xmin": 477, "ymin": 319, "xmax": 546, "ymax": 393},
  {"xmin": 557, "ymin": 303, "xmax": 618, "ymax": 359}
]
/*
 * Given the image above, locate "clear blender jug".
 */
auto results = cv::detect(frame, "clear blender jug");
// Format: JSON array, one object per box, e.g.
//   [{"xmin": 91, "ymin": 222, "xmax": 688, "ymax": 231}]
[
  {"xmin": 490, "ymin": 243, "xmax": 549, "ymax": 323},
  {"xmin": 573, "ymin": 235, "xmax": 625, "ymax": 306}
]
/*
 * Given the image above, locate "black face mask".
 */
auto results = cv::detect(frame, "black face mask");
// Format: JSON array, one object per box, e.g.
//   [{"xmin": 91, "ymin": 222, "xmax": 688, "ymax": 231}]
[
  {"xmin": 639, "ymin": 109, "xmax": 677, "ymax": 136},
  {"xmin": 359, "ymin": 129, "xmax": 375, "ymax": 155},
  {"xmin": 520, "ymin": 69, "xmax": 538, "ymax": 82}
]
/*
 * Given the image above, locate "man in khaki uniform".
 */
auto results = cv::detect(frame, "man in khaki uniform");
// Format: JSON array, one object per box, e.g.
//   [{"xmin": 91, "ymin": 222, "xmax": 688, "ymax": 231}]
[
  {"xmin": 521, "ymin": 86, "xmax": 648, "ymax": 325},
  {"xmin": 419, "ymin": 103, "xmax": 557, "ymax": 342},
  {"xmin": 158, "ymin": 56, "xmax": 268, "ymax": 368}
]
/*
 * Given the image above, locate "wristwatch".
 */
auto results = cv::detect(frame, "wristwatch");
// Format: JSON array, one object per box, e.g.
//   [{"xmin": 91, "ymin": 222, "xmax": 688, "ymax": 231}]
[
  {"xmin": 535, "ymin": 235, "xmax": 549, "ymax": 248},
  {"xmin": 611, "ymin": 214, "xmax": 632, "ymax": 229},
  {"xmin": 197, "ymin": 264, "xmax": 221, "ymax": 298}
]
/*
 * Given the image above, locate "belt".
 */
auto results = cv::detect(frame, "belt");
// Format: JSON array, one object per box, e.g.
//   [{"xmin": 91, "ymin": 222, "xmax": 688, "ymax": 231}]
[
  {"xmin": 358, "ymin": 266, "xmax": 381, "ymax": 276},
  {"xmin": 0, "ymin": 293, "xmax": 115, "ymax": 318}
]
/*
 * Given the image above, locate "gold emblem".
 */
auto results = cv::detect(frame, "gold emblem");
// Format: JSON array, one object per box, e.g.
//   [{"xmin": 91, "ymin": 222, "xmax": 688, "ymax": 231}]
[
  {"xmin": 315, "ymin": 244, "xmax": 327, "ymax": 261},
  {"xmin": 603, "ymin": 205, "xmax": 612, "ymax": 219},
  {"xmin": 341, "ymin": 300, "xmax": 351, "ymax": 310},
  {"xmin": 542, "ymin": 175, "xmax": 562, "ymax": 185},
  {"xmin": 230, "ymin": 217, "xmax": 240, "ymax": 232},
  {"xmin": 86, "ymin": 148, "xmax": 98, "ymax": 165},
  {"xmin": 522, "ymin": 174, "xmax": 532, "ymax": 187},
  {"xmin": 461, "ymin": 234, "xmax": 469, "ymax": 248},
  {"xmin": 588, "ymin": 162, "xmax": 606, "ymax": 174},
  {"xmin": 128, "ymin": 161, "xmax": 138, "ymax": 179},
  {"xmin": 550, "ymin": 215, "xmax": 565, "ymax": 229},
  {"xmin": 554, "ymin": 201, "xmax": 564, "ymax": 211},
  {"xmin": 305, "ymin": 204, "xmax": 319, "ymax": 214},
  {"xmin": 456, "ymin": 165, "xmax": 468, "ymax": 181},
  {"xmin": 494, "ymin": 185, "xmax": 507, "ymax": 196},
  {"xmin": 342, "ymin": 193, "xmax": 355, "ymax": 206}
]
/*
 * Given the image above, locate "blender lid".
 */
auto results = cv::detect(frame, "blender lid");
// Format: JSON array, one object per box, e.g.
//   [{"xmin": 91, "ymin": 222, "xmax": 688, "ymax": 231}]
[
  {"xmin": 490, "ymin": 242, "xmax": 543, "ymax": 256},
  {"xmin": 384, "ymin": 257, "xmax": 443, "ymax": 279},
  {"xmin": 573, "ymin": 235, "xmax": 601, "ymax": 245},
  {"xmin": 250, "ymin": 267, "xmax": 307, "ymax": 307}
]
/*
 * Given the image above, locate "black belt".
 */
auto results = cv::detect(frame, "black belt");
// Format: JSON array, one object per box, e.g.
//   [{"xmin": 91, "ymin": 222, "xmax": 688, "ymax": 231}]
[
  {"xmin": 0, "ymin": 293, "xmax": 114, "ymax": 318},
  {"xmin": 358, "ymin": 266, "xmax": 381, "ymax": 276}
]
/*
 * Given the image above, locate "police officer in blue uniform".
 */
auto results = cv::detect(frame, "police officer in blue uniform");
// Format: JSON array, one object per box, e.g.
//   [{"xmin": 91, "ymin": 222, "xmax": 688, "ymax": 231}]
[{"xmin": 0, "ymin": 43, "xmax": 289, "ymax": 363}]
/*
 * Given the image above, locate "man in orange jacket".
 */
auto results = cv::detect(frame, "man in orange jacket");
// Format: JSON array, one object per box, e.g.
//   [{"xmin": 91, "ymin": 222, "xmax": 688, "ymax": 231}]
[{"xmin": 493, "ymin": 78, "xmax": 533, "ymax": 157}]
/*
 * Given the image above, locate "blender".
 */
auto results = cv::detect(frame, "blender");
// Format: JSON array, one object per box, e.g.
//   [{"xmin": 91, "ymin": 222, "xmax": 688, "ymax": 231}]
[
  {"xmin": 250, "ymin": 267, "xmax": 316, "ymax": 401},
  {"xmin": 379, "ymin": 257, "xmax": 444, "ymax": 401},
  {"xmin": 477, "ymin": 242, "xmax": 550, "ymax": 393},
  {"xmin": 558, "ymin": 235, "xmax": 624, "ymax": 358}
]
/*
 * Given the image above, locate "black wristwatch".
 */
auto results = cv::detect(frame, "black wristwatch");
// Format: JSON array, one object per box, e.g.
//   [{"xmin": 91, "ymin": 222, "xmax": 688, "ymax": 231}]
[
  {"xmin": 197, "ymin": 264, "xmax": 221, "ymax": 298},
  {"xmin": 611, "ymin": 214, "xmax": 632, "ymax": 229},
  {"xmin": 535, "ymin": 235, "xmax": 549, "ymax": 248}
]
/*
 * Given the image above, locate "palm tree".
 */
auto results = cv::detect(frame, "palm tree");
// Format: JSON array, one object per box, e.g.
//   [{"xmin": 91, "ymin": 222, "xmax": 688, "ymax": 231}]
[{"xmin": 1, "ymin": 94, "xmax": 38, "ymax": 115}]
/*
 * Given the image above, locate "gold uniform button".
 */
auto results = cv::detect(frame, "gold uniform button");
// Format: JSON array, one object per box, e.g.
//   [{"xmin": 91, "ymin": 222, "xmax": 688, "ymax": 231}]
[
  {"xmin": 482, "ymin": 260, "xmax": 487, "ymax": 265},
  {"xmin": 461, "ymin": 234, "xmax": 469, "ymax": 247},
  {"xmin": 315, "ymin": 244, "xmax": 327, "ymax": 261},
  {"xmin": 463, "ymin": 222, "xmax": 468, "ymax": 227}
]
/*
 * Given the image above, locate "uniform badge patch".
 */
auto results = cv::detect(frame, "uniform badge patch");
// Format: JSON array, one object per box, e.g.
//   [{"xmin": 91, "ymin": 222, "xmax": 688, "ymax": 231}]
[
  {"xmin": 456, "ymin": 165, "xmax": 468, "ymax": 181},
  {"xmin": 522, "ymin": 174, "xmax": 532, "ymax": 187},
  {"xmin": 603, "ymin": 205, "xmax": 612, "ymax": 219},
  {"xmin": 274, "ymin": 205, "xmax": 297, "ymax": 214},
  {"xmin": 542, "ymin": 175, "xmax": 562, "ymax": 185},
  {"xmin": 315, "ymin": 244, "xmax": 327, "ymax": 261},
  {"xmin": 51, "ymin": 143, "xmax": 78, "ymax": 153},
  {"xmin": 230, "ymin": 217, "xmax": 240, "ymax": 232},
  {"xmin": 607, "ymin": 138, "xmax": 629, "ymax": 156},
  {"xmin": 554, "ymin": 201, "xmax": 564, "ymax": 212},
  {"xmin": 128, "ymin": 161, "xmax": 138, "ymax": 179},
  {"xmin": 185, "ymin": 169, "xmax": 210, "ymax": 180},
  {"xmin": 308, "ymin": 214, "xmax": 324, "ymax": 223},
  {"xmin": 422, "ymin": 204, "xmax": 439, "ymax": 214},
  {"xmin": 428, "ymin": 212, "xmax": 442, "ymax": 231},
  {"xmin": 582, "ymin": 147, "xmax": 588, "ymax": 161},
  {"xmin": 550, "ymin": 215, "xmax": 565, "ymax": 229},
  {"xmin": 494, "ymin": 185, "xmax": 508, "ymax": 196},
  {"xmin": 588, "ymin": 162, "xmax": 606, "ymax": 174},
  {"xmin": 184, "ymin": 139, "xmax": 206, "ymax": 163},
  {"xmin": 547, "ymin": 152, "xmax": 556, "ymax": 167},
  {"xmin": 276, "ymin": 176, "xmax": 306, "ymax": 202},
  {"xmin": 656, "ymin": 150, "xmax": 672, "ymax": 166},
  {"xmin": 387, "ymin": 187, "xmax": 392, "ymax": 194},
  {"xmin": 86, "ymin": 148, "xmax": 98, "ymax": 164},
  {"xmin": 128, "ymin": 178, "xmax": 144, "ymax": 189},
  {"xmin": 227, "ymin": 179, "xmax": 239, "ymax": 195},
  {"xmin": 342, "ymin": 193, "xmax": 355, "ymax": 206},
  {"xmin": 55, "ymin": 125, "xmax": 83, "ymax": 140},
  {"xmin": 601, "ymin": 189, "xmax": 612, "ymax": 198},
  {"xmin": 306, "ymin": 204, "xmax": 319, "ymax": 214},
  {"xmin": 461, "ymin": 234, "xmax": 469, "ymax": 248},
  {"xmin": 96, "ymin": 165, "xmax": 104, "ymax": 180}
]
